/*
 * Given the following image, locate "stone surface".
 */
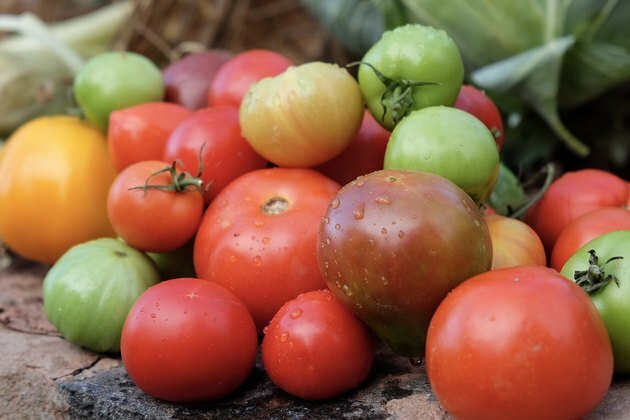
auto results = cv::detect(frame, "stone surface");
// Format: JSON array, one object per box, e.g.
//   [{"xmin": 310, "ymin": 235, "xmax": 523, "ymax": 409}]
[{"xmin": 1, "ymin": 256, "xmax": 630, "ymax": 419}]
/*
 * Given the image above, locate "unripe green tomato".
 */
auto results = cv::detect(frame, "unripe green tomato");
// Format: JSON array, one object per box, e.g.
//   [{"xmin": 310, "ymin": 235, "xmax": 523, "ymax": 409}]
[
  {"xmin": 73, "ymin": 51, "xmax": 164, "ymax": 131},
  {"xmin": 384, "ymin": 106, "xmax": 500, "ymax": 205},
  {"xmin": 43, "ymin": 237, "xmax": 161, "ymax": 353}
]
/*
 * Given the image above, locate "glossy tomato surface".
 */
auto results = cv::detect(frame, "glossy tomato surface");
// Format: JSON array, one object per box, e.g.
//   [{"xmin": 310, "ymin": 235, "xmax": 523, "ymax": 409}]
[
  {"xmin": 121, "ymin": 278, "xmax": 258, "ymax": 402},
  {"xmin": 317, "ymin": 169, "xmax": 492, "ymax": 358},
  {"xmin": 426, "ymin": 265, "xmax": 613, "ymax": 420},
  {"xmin": 262, "ymin": 289, "xmax": 375, "ymax": 400},
  {"xmin": 484, "ymin": 214, "xmax": 546, "ymax": 269},
  {"xmin": 194, "ymin": 167, "xmax": 341, "ymax": 332}
]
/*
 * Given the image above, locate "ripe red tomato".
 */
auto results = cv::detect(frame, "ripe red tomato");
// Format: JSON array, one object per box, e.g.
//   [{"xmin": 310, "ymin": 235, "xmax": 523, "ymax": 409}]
[
  {"xmin": 454, "ymin": 84, "xmax": 505, "ymax": 151},
  {"xmin": 525, "ymin": 169, "xmax": 629, "ymax": 253},
  {"xmin": 551, "ymin": 207, "xmax": 630, "ymax": 271},
  {"xmin": 426, "ymin": 265, "xmax": 613, "ymax": 420},
  {"xmin": 314, "ymin": 110, "xmax": 391, "ymax": 186},
  {"xmin": 107, "ymin": 160, "xmax": 205, "ymax": 253},
  {"xmin": 262, "ymin": 289, "xmax": 375, "ymax": 400},
  {"xmin": 121, "ymin": 278, "xmax": 258, "ymax": 402},
  {"xmin": 484, "ymin": 214, "xmax": 546, "ymax": 269},
  {"xmin": 163, "ymin": 106, "xmax": 267, "ymax": 204},
  {"xmin": 208, "ymin": 49, "xmax": 293, "ymax": 108},
  {"xmin": 108, "ymin": 102, "xmax": 193, "ymax": 172},
  {"xmin": 194, "ymin": 167, "xmax": 340, "ymax": 332}
]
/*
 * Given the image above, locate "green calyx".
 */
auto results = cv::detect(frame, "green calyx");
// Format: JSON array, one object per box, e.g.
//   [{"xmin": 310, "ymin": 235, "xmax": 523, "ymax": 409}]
[
  {"xmin": 574, "ymin": 249, "xmax": 623, "ymax": 294},
  {"xmin": 348, "ymin": 61, "xmax": 439, "ymax": 126}
]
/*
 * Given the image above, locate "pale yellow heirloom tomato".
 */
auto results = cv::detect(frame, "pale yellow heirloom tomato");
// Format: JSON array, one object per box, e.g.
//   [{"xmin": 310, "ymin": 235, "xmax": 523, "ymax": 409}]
[{"xmin": 0, "ymin": 116, "xmax": 117, "ymax": 265}]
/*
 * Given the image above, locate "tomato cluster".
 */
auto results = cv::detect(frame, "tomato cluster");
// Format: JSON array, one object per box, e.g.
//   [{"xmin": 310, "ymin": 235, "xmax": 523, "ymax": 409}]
[{"xmin": 0, "ymin": 23, "xmax": 628, "ymax": 418}]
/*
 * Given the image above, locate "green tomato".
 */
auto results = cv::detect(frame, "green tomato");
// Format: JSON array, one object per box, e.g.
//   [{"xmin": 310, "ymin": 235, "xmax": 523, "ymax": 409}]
[
  {"xmin": 356, "ymin": 23, "xmax": 464, "ymax": 130},
  {"xmin": 560, "ymin": 230, "xmax": 630, "ymax": 374},
  {"xmin": 43, "ymin": 237, "xmax": 161, "ymax": 353},
  {"xmin": 74, "ymin": 51, "xmax": 164, "ymax": 132},
  {"xmin": 383, "ymin": 106, "xmax": 500, "ymax": 205}
]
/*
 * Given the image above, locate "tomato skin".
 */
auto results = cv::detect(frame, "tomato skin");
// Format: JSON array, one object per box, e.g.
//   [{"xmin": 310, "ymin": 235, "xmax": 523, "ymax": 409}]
[
  {"xmin": 262, "ymin": 289, "xmax": 375, "ymax": 400},
  {"xmin": 314, "ymin": 110, "xmax": 391, "ymax": 186},
  {"xmin": 121, "ymin": 278, "xmax": 258, "ymax": 402},
  {"xmin": 194, "ymin": 167, "xmax": 340, "ymax": 332},
  {"xmin": 561, "ymin": 230, "xmax": 630, "ymax": 374},
  {"xmin": 108, "ymin": 102, "xmax": 193, "ymax": 172},
  {"xmin": 551, "ymin": 207, "xmax": 630, "ymax": 271},
  {"xmin": 525, "ymin": 169, "xmax": 629, "ymax": 253},
  {"xmin": 484, "ymin": 214, "xmax": 546, "ymax": 269},
  {"xmin": 240, "ymin": 61, "xmax": 364, "ymax": 167},
  {"xmin": 107, "ymin": 160, "xmax": 205, "ymax": 253},
  {"xmin": 454, "ymin": 85, "xmax": 505, "ymax": 151},
  {"xmin": 0, "ymin": 116, "xmax": 116, "ymax": 265},
  {"xmin": 163, "ymin": 106, "xmax": 267, "ymax": 204},
  {"xmin": 318, "ymin": 169, "xmax": 492, "ymax": 359},
  {"xmin": 357, "ymin": 24, "xmax": 464, "ymax": 130},
  {"xmin": 426, "ymin": 265, "xmax": 613, "ymax": 420},
  {"xmin": 208, "ymin": 49, "xmax": 293, "ymax": 108}
]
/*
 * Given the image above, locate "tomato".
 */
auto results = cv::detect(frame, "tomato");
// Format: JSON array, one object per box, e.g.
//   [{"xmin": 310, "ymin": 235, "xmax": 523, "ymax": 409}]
[
  {"xmin": 163, "ymin": 106, "xmax": 267, "ymax": 204},
  {"xmin": 525, "ymin": 168, "xmax": 628, "ymax": 253},
  {"xmin": 551, "ymin": 207, "xmax": 630, "ymax": 271},
  {"xmin": 561, "ymin": 230, "xmax": 630, "ymax": 374},
  {"xmin": 194, "ymin": 167, "xmax": 340, "ymax": 333},
  {"xmin": 484, "ymin": 214, "xmax": 546, "ymax": 269},
  {"xmin": 317, "ymin": 169, "xmax": 492, "ymax": 359},
  {"xmin": 108, "ymin": 102, "xmax": 193, "ymax": 172},
  {"xmin": 121, "ymin": 278, "xmax": 258, "ymax": 402},
  {"xmin": 454, "ymin": 84, "xmax": 505, "ymax": 151},
  {"xmin": 43, "ymin": 237, "xmax": 160, "ymax": 353},
  {"xmin": 74, "ymin": 51, "xmax": 164, "ymax": 131},
  {"xmin": 163, "ymin": 49, "xmax": 233, "ymax": 110},
  {"xmin": 426, "ymin": 265, "xmax": 613, "ymax": 420},
  {"xmin": 314, "ymin": 110, "xmax": 391, "ymax": 186},
  {"xmin": 0, "ymin": 116, "xmax": 117, "ymax": 265},
  {"xmin": 355, "ymin": 23, "xmax": 464, "ymax": 130},
  {"xmin": 261, "ymin": 289, "xmax": 375, "ymax": 400},
  {"xmin": 107, "ymin": 160, "xmax": 205, "ymax": 253},
  {"xmin": 384, "ymin": 106, "xmax": 500, "ymax": 205},
  {"xmin": 208, "ymin": 48, "xmax": 293, "ymax": 108},
  {"xmin": 240, "ymin": 61, "xmax": 364, "ymax": 167}
]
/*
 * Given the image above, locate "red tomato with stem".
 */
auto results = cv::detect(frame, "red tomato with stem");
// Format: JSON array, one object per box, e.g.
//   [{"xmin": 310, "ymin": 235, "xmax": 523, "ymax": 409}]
[
  {"xmin": 108, "ymin": 102, "xmax": 193, "ymax": 172},
  {"xmin": 194, "ymin": 167, "xmax": 341, "ymax": 333},
  {"xmin": 107, "ymin": 160, "xmax": 205, "ymax": 253},
  {"xmin": 454, "ymin": 84, "xmax": 505, "ymax": 151},
  {"xmin": 163, "ymin": 106, "xmax": 267, "ymax": 204},
  {"xmin": 426, "ymin": 265, "xmax": 613, "ymax": 420},
  {"xmin": 208, "ymin": 49, "xmax": 293, "ymax": 108},
  {"xmin": 314, "ymin": 110, "xmax": 391, "ymax": 186},
  {"xmin": 484, "ymin": 214, "xmax": 546, "ymax": 269},
  {"xmin": 551, "ymin": 207, "xmax": 630, "ymax": 271},
  {"xmin": 525, "ymin": 168, "xmax": 629, "ymax": 253},
  {"xmin": 262, "ymin": 289, "xmax": 375, "ymax": 400},
  {"xmin": 121, "ymin": 278, "xmax": 258, "ymax": 402}
]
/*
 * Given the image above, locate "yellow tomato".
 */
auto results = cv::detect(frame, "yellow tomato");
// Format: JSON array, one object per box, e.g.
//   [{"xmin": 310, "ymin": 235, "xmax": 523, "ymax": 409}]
[
  {"xmin": 484, "ymin": 214, "xmax": 547, "ymax": 269},
  {"xmin": 0, "ymin": 116, "xmax": 117, "ymax": 265}
]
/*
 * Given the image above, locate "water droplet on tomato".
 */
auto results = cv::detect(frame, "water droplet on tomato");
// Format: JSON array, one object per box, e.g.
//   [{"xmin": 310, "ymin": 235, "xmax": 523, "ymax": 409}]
[
  {"xmin": 322, "ymin": 216, "xmax": 330, "ymax": 225},
  {"xmin": 183, "ymin": 310, "xmax": 188, "ymax": 315},
  {"xmin": 289, "ymin": 308, "xmax": 303, "ymax": 319},
  {"xmin": 381, "ymin": 275, "xmax": 389, "ymax": 286},
  {"xmin": 353, "ymin": 203, "xmax": 365, "ymax": 220},
  {"xmin": 280, "ymin": 332, "xmax": 290, "ymax": 342},
  {"xmin": 398, "ymin": 230, "xmax": 405, "ymax": 239},
  {"xmin": 253, "ymin": 255, "xmax": 263, "ymax": 266},
  {"xmin": 342, "ymin": 284, "xmax": 353, "ymax": 296},
  {"xmin": 228, "ymin": 254, "xmax": 237, "ymax": 263},
  {"xmin": 150, "ymin": 313, "xmax": 156, "ymax": 318},
  {"xmin": 161, "ymin": 336, "xmax": 166, "ymax": 342},
  {"xmin": 263, "ymin": 326, "xmax": 269, "ymax": 335},
  {"xmin": 253, "ymin": 219, "xmax": 265, "ymax": 228},
  {"xmin": 381, "ymin": 227, "xmax": 388, "ymax": 235},
  {"xmin": 356, "ymin": 180, "xmax": 365, "ymax": 187},
  {"xmin": 368, "ymin": 238, "xmax": 376, "ymax": 247},
  {"xmin": 375, "ymin": 195, "xmax": 392, "ymax": 205},
  {"xmin": 334, "ymin": 223, "xmax": 341, "ymax": 231},
  {"xmin": 262, "ymin": 237, "xmax": 270, "ymax": 244},
  {"xmin": 330, "ymin": 198, "xmax": 340, "ymax": 209}
]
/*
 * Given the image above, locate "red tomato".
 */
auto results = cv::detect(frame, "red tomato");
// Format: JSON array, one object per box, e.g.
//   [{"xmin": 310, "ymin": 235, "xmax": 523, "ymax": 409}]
[
  {"xmin": 262, "ymin": 289, "xmax": 375, "ymax": 400},
  {"xmin": 525, "ymin": 169, "xmax": 629, "ymax": 253},
  {"xmin": 163, "ymin": 106, "xmax": 267, "ymax": 204},
  {"xmin": 107, "ymin": 160, "xmax": 205, "ymax": 253},
  {"xmin": 314, "ymin": 110, "xmax": 391, "ymax": 186},
  {"xmin": 426, "ymin": 265, "xmax": 613, "ymax": 420},
  {"xmin": 108, "ymin": 102, "xmax": 193, "ymax": 172},
  {"xmin": 121, "ymin": 278, "xmax": 258, "ymax": 402},
  {"xmin": 194, "ymin": 167, "xmax": 340, "ymax": 333},
  {"xmin": 454, "ymin": 84, "xmax": 505, "ymax": 151},
  {"xmin": 550, "ymin": 207, "xmax": 630, "ymax": 271},
  {"xmin": 208, "ymin": 49, "xmax": 293, "ymax": 108},
  {"xmin": 484, "ymin": 214, "xmax": 546, "ymax": 269}
]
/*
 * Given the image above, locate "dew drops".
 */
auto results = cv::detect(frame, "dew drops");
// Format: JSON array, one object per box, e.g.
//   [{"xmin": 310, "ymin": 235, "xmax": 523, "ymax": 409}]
[
  {"xmin": 263, "ymin": 326, "xmax": 269, "ymax": 335},
  {"xmin": 161, "ymin": 336, "xmax": 166, "ymax": 342},
  {"xmin": 280, "ymin": 332, "xmax": 290, "ymax": 342},
  {"xmin": 342, "ymin": 284, "xmax": 353, "ymax": 296},
  {"xmin": 228, "ymin": 254, "xmax": 237, "ymax": 263},
  {"xmin": 253, "ymin": 220, "xmax": 265, "ymax": 228},
  {"xmin": 381, "ymin": 227, "xmax": 388, "ymax": 235},
  {"xmin": 324, "ymin": 238, "xmax": 331, "ymax": 245},
  {"xmin": 289, "ymin": 308, "xmax": 303, "ymax": 319},
  {"xmin": 262, "ymin": 237, "xmax": 270, "ymax": 244},
  {"xmin": 375, "ymin": 195, "xmax": 392, "ymax": 205},
  {"xmin": 353, "ymin": 204, "xmax": 365, "ymax": 220},
  {"xmin": 330, "ymin": 198, "xmax": 340, "ymax": 209},
  {"xmin": 150, "ymin": 313, "xmax": 156, "ymax": 319},
  {"xmin": 381, "ymin": 275, "xmax": 389, "ymax": 286},
  {"xmin": 368, "ymin": 238, "xmax": 376, "ymax": 247},
  {"xmin": 334, "ymin": 223, "xmax": 341, "ymax": 231},
  {"xmin": 398, "ymin": 230, "xmax": 405, "ymax": 239},
  {"xmin": 355, "ymin": 180, "xmax": 365, "ymax": 187},
  {"xmin": 253, "ymin": 255, "xmax": 263, "ymax": 266},
  {"xmin": 322, "ymin": 216, "xmax": 330, "ymax": 225}
]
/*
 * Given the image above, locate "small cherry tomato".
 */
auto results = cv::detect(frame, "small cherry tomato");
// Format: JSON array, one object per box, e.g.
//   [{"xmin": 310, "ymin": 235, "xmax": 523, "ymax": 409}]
[{"xmin": 484, "ymin": 214, "xmax": 546, "ymax": 269}]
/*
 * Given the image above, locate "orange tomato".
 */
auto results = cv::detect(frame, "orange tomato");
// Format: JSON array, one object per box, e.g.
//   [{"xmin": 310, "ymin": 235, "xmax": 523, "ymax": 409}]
[{"xmin": 484, "ymin": 214, "xmax": 546, "ymax": 269}]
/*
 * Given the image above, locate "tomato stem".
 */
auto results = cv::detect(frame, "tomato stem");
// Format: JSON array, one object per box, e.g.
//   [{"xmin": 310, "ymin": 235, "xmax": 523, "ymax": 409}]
[
  {"xmin": 348, "ymin": 61, "xmax": 439, "ymax": 126},
  {"xmin": 573, "ymin": 249, "xmax": 623, "ymax": 294}
]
